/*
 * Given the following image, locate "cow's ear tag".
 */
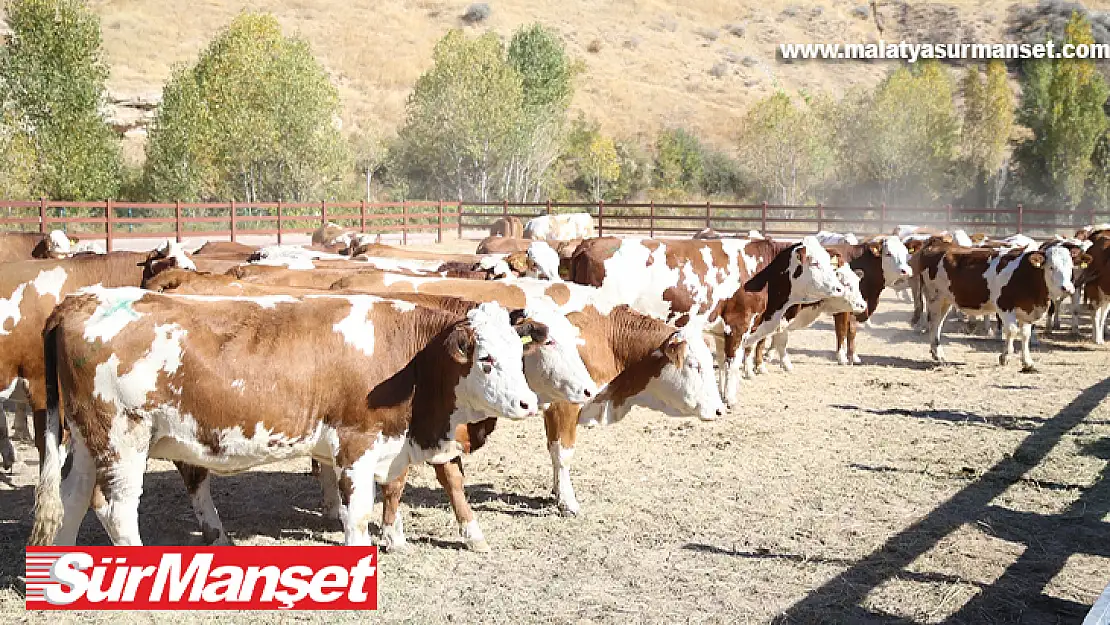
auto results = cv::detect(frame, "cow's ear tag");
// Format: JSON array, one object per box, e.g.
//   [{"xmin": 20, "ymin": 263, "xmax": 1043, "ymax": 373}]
[
  {"xmin": 830, "ymin": 256, "xmax": 840, "ymax": 268},
  {"xmin": 521, "ymin": 335, "xmax": 533, "ymax": 346},
  {"xmin": 1081, "ymin": 262, "xmax": 1089, "ymax": 269}
]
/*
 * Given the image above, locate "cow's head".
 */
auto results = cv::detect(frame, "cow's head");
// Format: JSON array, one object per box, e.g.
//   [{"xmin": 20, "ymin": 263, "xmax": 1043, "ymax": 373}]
[
  {"xmin": 1031, "ymin": 246, "xmax": 1087, "ymax": 299},
  {"xmin": 141, "ymin": 239, "xmax": 197, "ymax": 280},
  {"xmin": 822, "ymin": 265, "xmax": 867, "ymax": 314},
  {"xmin": 868, "ymin": 236, "xmax": 912, "ymax": 287},
  {"xmin": 45, "ymin": 230, "xmax": 77, "ymax": 258},
  {"xmin": 578, "ymin": 321, "xmax": 725, "ymax": 425},
  {"xmin": 524, "ymin": 241, "xmax": 562, "ymax": 280},
  {"xmin": 786, "ymin": 236, "xmax": 844, "ymax": 303},
  {"xmin": 449, "ymin": 303, "xmax": 541, "ymax": 420},
  {"xmin": 511, "ymin": 305, "xmax": 597, "ymax": 405}
]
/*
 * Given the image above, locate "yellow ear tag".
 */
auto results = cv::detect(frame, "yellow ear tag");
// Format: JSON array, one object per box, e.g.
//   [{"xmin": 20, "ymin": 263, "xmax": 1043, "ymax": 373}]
[
  {"xmin": 521, "ymin": 335, "xmax": 532, "ymax": 345},
  {"xmin": 831, "ymin": 256, "xmax": 840, "ymax": 268},
  {"xmin": 1081, "ymin": 262, "xmax": 1088, "ymax": 269}
]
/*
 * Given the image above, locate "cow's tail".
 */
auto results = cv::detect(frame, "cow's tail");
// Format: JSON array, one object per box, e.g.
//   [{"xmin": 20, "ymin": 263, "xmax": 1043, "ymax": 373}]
[{"xmin": 29, "ymin": 322, "xmax": 64, "ymax": 546}]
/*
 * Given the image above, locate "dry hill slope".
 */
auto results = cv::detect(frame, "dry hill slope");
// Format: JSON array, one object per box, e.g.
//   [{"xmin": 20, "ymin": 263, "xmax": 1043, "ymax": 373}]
[{"xmin": 9, "ymin": 1, "xmax": 1110, "ymax": 152}]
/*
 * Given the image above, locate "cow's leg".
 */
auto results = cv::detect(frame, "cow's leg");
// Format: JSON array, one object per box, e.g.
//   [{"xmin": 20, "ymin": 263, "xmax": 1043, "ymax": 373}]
[
  {"xmin": 722, "ymin": 332, "xmax": 744, "ymax": 407},
  {"xmin": 770, "ymin": 331, "xmax": 793, "ymax": 372},
  {"xmin": 1095, "ymin": 301, "xmax": 1110, "ymax": 345},
  {"xmin": 544, "ymin": 402, "xmax": 581, "ymax": 516},
  {"xmin": 12, "ymin": 398, "xmax": 30, "ymax": 441},
  {"xmin": 317, "ymin": 461, "xmax": 342, "ymax": 520},
  {"xmin": 378, "ymin": 465, "xmax": 410, "ymax": 552},
  {"xmin": 91, "ymin": 422, "xmax": 150, "ymax": 546},
  {"xmin": 0, "ymin": 405, "xmax": 13, "ymax": 471},
  {"xmin": 752, "ymin": 341, "xmax": 769, "ymax": 375},
  {"xmin": 834, "ymin": 312, "xmax": 849, "ymax": 365},
  {"xmin": 912, "ymin": 278, "xmax": 926, "ymax": 331},
  {"xmin": 846, "ymin": 316, "xmax": 861, "ymax": 365},
  {"xmin": 741, "ymin": 346, "xmax": 757, "ymax": 379},
  {"xmin": 928, "ymin": 302, "xmax": 952, "ymax": 363},
  {"xmin": 54, "ymin": 429, "xmax": 98, "ymax": 546},
  {"xmin": 435, "ymin": 458, "xmax": 489, "ymax": 552},
  {"xmin": 1018, "ymin": 321, "xmax": 1036, "ymax": 372},
  {"xmin": 998, "ymin": 312, "xmax": 1020, "ymax": 367},
  {"xmin": 175, "ymin": 462, "xmax": 230, "ymax": 545},
  {"xmin": 336, "ymin": 436, "xmax": 386, "ymax": 546},
  {"xmin": 1070, "ymin": 289, "xmax": 1083, "ymax": 336}
]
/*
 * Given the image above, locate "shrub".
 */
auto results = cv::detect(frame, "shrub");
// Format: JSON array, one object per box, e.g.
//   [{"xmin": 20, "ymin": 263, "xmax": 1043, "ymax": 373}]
[
  {"xmin": 850, "ymin": 6, "xmax": 870, "ymax": 19},
  {"xmin": 462, "ymin": 3, "xmax": 491, "ymax": 24},
  {"xmin": 695, "ymin": 27, "xmax": 720, "ymax": 42}
]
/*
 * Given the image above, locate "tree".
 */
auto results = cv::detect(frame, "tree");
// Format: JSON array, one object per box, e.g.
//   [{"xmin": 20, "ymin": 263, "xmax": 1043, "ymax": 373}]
[
  {"xmin": 654, "ymin": 128, "xmax": 705, "ymax": 196},
  {"xmin": 960, "ymin": 61, "xmax": 1015, "ymax": 206},
  {"xmin": 0, "ymin": 0, "xmax": 120, "ymax": 199},
  {"xmin": 144, "ymin": 12, "xmax": 349, "ymax": 202},
  {"xmin": 581, "ymin": 134, "xmax": 619, "ymax": 200},
  {"xmin": 736, "ymin": 91, "xmax": 833, "ymax": 204},
  {"xmin": 394, "ymin": 30, "xmax": 524, "ymax": 201},
  {"xmin": 1016, "ymin": 12, "xmax": 1109, "ymax": 208}
]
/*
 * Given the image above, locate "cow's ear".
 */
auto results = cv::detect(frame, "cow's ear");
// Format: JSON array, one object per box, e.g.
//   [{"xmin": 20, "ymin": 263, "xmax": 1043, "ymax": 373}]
[
  {"xmin": 1080, "ymin": 253, "xmax": 1093, "ymax": 269},
  {"xmin": 867, "ymin": 240, "xmax": 883, "ymax": 256},
  {"xmin": 794, "ymin": 245, "xmax": 808, "ymax": 265},
  {"xmin": 1027, "ymin": 252, "xmax": 1046, "ymax": 268},
  {"xmin": 905, "ymin": 240, "xmax": 923, "ymax": 254},
  {"xmin": 829, "ymin": 252, "xmax": 842, "ymax": 268},
  {"xmin": 854, "ymin": 268, "xmax": 865, "ymax": 280},
  {"xmin": 661, "ymin": 332, "xmax": 688, "ymax": 365},
  {"xmin": 445, "ymin": 324, "xmax": 475, "ymax": 365},
  {"xmin": 513, "ymin": 317, "xmax": 549, "ymax": 354}
]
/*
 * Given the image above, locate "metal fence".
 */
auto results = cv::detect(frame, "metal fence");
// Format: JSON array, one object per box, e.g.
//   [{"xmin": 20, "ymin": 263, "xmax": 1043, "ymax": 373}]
[{"xmin": 2, "ymin": 198, "xmax": 1108, "ymax": 251}]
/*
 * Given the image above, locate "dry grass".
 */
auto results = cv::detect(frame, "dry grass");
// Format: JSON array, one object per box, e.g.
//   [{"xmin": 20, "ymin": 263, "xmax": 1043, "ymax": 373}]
[
  {"xmin": 2, "ymin": 278, "xmax": 1110, "ymax": 622},
  {"xmin": 1, "ymin": 1, "xmax": 1072, "ymax": 151}
]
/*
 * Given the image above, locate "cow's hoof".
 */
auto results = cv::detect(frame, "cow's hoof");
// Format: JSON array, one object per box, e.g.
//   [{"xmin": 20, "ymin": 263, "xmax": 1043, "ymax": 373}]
[
  {"xmin": 466, "ymin": 538, "xmax": 491, "ymax": 553},
  {"xmin": 1021, "ymin": 364, "xmax": 1038, "ymax": 374},
  {"xmin": 999, "ymin": 354, "xmax": 1009, "ymax": 366},
  {"xmin": 209, "ymin": 533, "xmax": 233, "ymax": 546},
  {"xmin": 381, "ymin": 535, "xmax": 410, "ymax": 553},
  {"xmin": 557, "ymin": 502, "xmax": 580, "ymax": 517},
  {"xmin": 756, "ymin": 363, "xmax": 769, "ymax": 375},
  {"xmin": 781, "ymin": 361, "xmax": 794, "ymax": 373}
]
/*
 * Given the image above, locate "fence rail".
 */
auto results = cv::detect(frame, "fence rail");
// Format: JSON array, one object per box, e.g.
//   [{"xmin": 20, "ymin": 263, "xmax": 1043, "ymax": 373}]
[{"xmin": 1, "ymin": 199, "xmax": 1108, "ymax": 251}]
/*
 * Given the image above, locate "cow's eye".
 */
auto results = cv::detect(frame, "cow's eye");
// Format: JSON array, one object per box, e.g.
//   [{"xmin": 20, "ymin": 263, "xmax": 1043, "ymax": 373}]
[
  {"xmin": 544, "ymin": 339, "xmax": 556, "ymax": 346},
  {"xmin": 479, "ymin": 355, "xmax": 495, "ymax": 365}
]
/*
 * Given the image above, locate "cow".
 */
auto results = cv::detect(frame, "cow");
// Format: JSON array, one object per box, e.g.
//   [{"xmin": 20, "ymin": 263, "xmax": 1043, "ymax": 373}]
[
  {"xmin": 489, "ymin": 216, "xmax": 524, "ymax": 238},
  {"xmin": 917, "ymin": 244, "xmax": 1091, "ymax": 370},
  {"xmin": 0, "ymin": 242, "xmax": 194, "ymax": 470},
  {"xmin": 477, "ymin": 236, "xmax": 582, "ymax": 258},
  {"xmin": 154, "ymin": 273, "xmax": 723, "ymax": 544},
  {"xmin": 756, "ymin": 263, "xmax": 868, "ymax": 372},
  {"xmin": 0, "ymin": 230, "xmax": 83, "ymax": 262},
  {"xmin": 29, "ymin": 290, "xmax": 545, "ymax": 547},
  {"xmin": 1082, "ymin": 232, "xmax": 1110, "ymax": 344},
  {"xmin": 816, "ymin": 231, "xmax": 859, "ymax": 246},
  {"xmin": 567, "ymin": 236, "xmax": 845, "ymax": 405},
  {"xmin": 524, "ymin": 212, "xmax": 595, "ymax": 241},
  {"xmin": 692, "ymin": 228, "xmax": 764, "ymax": 240},
  {"xmin": 816, "ymin": 236, "xmax": 914, "ymax": 365},
  {"xmin": 192, "ymin": 241, "xmax": 260, "ymax": 257},
  {"xmin": 311, "ymin": 221, "xmax": 358, "ymax": 250},
  {"xmin": 1040, "ymin": 238, "xmax": 1091, "ymax": 337}
]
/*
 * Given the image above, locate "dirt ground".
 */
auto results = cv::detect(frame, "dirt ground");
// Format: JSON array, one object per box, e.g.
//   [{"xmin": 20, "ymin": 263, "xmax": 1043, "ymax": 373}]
[{"xmin": 1, "ymin": 243, "xmax": 1109, "ymax": 623}]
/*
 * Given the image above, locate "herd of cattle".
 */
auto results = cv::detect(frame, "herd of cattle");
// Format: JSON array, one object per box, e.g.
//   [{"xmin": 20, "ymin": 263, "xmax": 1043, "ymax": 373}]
[{"xmin": 0, "ymin": 211, "xmax": 1106, "ymax": 551}]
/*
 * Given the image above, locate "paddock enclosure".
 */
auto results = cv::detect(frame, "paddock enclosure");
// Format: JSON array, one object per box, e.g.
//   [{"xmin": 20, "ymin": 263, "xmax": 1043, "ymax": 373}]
[{"xmin": 1, "ymin": 236, "xmax": 1108, "ymax": 623}]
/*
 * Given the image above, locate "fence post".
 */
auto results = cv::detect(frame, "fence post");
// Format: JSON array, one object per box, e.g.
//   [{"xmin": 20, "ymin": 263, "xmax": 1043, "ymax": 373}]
[
  {"xmin": 402, "ymin": 201, "xmax": 408, "ymax": 245},
  {"xmin": 39, "ymin": 197, "xmax": 47, "ymax": 234},
  {"xmin": 105, "ymin": 199, "xmax": 114, "ymax": 252},
  {"xmin": 175, "ymin": 200, "xmax": 183, "ymax": 243},
  {"xmin": 360, "ymin": 200, "xmax": 366, "ymax": 233},
  {"xmin": 1091, "ymin": 205, "xmax": 1098, "ymax": 229},
  {"xmin": 649, "ymin": 200, "xmax": 655, "ymax": 238},
  {"xmin": 320, "ymin": 200, "xmax": 328, "ymax": 227},
  {"xmin": 457, "ymin": 201, "xmax": 464, "ymax": 240},
  {"xmin": 230, "ymin": 200, "xmax": 237, "ymax": 242},
  {"xmin": 437, "ymin": 200, "xmax": 444, "ymax": 244},
  {"xmin": 880, "ymin": 203, "xmax": 887, "ymax": 235},
  {"xmin": 598, "ymin": 199, "xmax": 604, "ymax": 237},
  {"xmin": 546, "ymin": 199, "xmax": 552, "ymax": 216},
  {"xmin": 706, "ymin": 201, "xmax": 712, "ymax": 230},
  {"xmin": 276, "ymin": 200, "xmax": 283, "ymax": 245},
  {"xmin": 761, "ymin": 201, "xmax": 768, "ymax": 235},
  {"xmin": 817, "ymin": 203, "xmax": 825, "ymax": 233},
  {"xmin": 1017, "ymin": 203, "xmax": 1024, "ymax": 234},
  {"xmin": 945, "ymin": 204, "xmax": 952, "ymax": 231}
]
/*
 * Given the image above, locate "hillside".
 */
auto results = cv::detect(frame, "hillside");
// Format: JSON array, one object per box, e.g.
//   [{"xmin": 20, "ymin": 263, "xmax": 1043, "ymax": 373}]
[{"xmin": 7, "ymin": 1, "xmax": 1110, "ymax": 159}]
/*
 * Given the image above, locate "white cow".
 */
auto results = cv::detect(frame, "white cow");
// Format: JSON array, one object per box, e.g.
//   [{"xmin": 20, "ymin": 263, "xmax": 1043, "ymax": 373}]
[{"xmin": 524, "ymin": 213, "xmax": 595, "ymax": 241}]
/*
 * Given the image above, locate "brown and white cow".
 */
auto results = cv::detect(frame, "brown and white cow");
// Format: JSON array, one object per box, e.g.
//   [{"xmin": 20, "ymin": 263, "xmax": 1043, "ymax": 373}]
[
  {"xmin": 30, "ymin": 290, "xmax": 544, "ymax": 547},
  {"xmin": 1083, "ymin": 232, "xmax": 1110, "ymax": 344},
  {"xmin": 568, "ymin": 236, "xmax": 845, "ymax": 405},
  {"xmin": 918, "ymin": 244, "xmax": 1091, "ymax": 370},
  {"xmin": 489, "ymin": 216, "xmax": 524, "ymax": 239}
]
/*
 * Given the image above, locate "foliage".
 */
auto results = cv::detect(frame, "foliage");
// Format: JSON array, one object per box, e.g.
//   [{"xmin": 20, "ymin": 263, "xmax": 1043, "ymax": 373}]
[
  {"xmin": 0, "ymin": 0, "xmax": 120, "ymax": 199},
  {"xmin": 959, "ymin": 60, "xmax": 1015, "ymax": 206},
  {"xmin": 1016, "ymin": 12, "xmax": 1109, "ymax": 208},
  {"xmin": 654, "ymin": 128, "xmax": 705, "ymax": 194},
  {"xmin": 143, "ymin": 12, "xmax": 349, "ymax": 202},
  {"xmin": 735, "ymin": 91, "xmax": 833, "ymax": 204}
]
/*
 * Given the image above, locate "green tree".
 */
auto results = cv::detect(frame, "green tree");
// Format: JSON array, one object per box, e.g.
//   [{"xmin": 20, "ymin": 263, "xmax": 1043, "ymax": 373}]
[
  {"xmin": 736, "ymin": 91, "xmax": 833, "ymax": 204},
  {"xmin": 394, "ymin": 30, "xmax": 524, "ymax": 201},
  {"xmin": 0, "ymin": 0, "xmax": 120, "ymax": 199},
  {"xmin": 851, "ymin": 61, "xmax": 958, "ymax": 203},
  {"xmin": 144, "ymin": 12, "xmax": 348, "ymax": 202},
  {"xmin": 960, "ymin": 61, "xmax": 1015, "ymax": 206},
  {"xmin": 654, "ymin": 128, "xmax": 705, "ymax": 196},
  {"xmin": 1016, "ymin": 12, "xmax": 1109, "ymax": 207},
  {"xmin": 581, "ymin": 134, "xmax": 619, "ymax": 200}
]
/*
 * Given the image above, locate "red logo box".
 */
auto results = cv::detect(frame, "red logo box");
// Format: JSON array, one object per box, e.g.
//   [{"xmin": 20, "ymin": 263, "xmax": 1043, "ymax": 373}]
[{"xmin": 25, "ymin": 546, "xmax": 378, "ymax": 610}]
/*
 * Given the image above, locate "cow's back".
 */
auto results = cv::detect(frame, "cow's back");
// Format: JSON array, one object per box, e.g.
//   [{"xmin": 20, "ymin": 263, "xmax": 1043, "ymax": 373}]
[{"xmin": 0, "ymin": 232, "xmax": 47, "ymax": 263}]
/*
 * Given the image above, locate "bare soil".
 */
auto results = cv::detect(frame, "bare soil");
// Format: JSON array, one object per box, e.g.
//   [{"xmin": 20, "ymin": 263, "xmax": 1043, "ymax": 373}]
[{"xmin": 2, "ymin": 271, "xmax": 1109, "ymax": 623}]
